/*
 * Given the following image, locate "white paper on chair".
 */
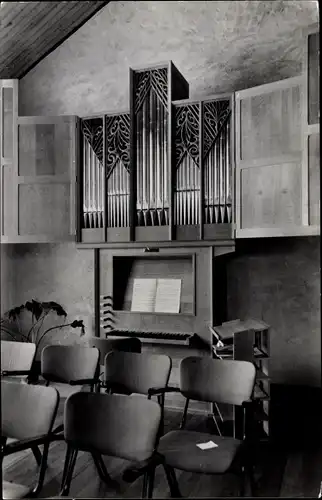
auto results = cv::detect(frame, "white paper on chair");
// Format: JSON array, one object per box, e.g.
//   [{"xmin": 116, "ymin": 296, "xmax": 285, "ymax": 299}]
[
  {"xmin": 196, "ymin": 440, "xmax": 218, "ymax": 450},
  {"xmin": 154, "ymin": 279, "xmax": 181, "ymax": 314}
]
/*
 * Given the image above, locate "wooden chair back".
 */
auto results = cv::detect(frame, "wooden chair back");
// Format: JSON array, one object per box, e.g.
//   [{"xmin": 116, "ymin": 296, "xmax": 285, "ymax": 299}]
[
  {"xmin": 180, "ymin": 356, "xmax": 256, "ymax": 406},
  {"xmin": 64, "ymin": 392, "xmax": 161, "ymax": 462}
]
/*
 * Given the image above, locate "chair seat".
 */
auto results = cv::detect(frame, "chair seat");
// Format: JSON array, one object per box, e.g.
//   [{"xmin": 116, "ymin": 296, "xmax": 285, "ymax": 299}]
[
  {"xmin": 2, "ymin": 480, "xmax": 31, "ymax": 499},
  {"xmin": 158, "ymin": 430, "xmax": 242, "ymax": 474}
]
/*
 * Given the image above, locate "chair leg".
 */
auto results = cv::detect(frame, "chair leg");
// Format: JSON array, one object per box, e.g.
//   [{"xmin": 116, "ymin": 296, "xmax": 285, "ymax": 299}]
[
  {"xmin": 147, "ymin": 466, "xmax": 156, "ymax": 499},
  {"xmin": 31, "ymin": 440, "xmax": 51, "ymax": 496},
  {"xmin": 60, "ymin": 444, "xmax": 73, "ymax": 493},
  {"xmin": 246, "ymin": 463, "xmax": 257, "ymax": 497},
  {"xmin": 163, "ymin": 464, "xmax": 182, "ymax": 498},
  {"xmin": 239, "ymin": 465, "xmax": 246, "ymax": 497},
  {"xmin": 179, "ymin": 399, "xmax": 189, "ymax": 430},
  {"xmin": 60, "ymin": 447, "xmax": 78, "ymax": 496},
  {"xmin": 142, "ymin": 468, "xmax": 156, "ymax": 499},
  {"xmin": 53, "ymin": 423, "xmax": 64, "ymax": 435},
  {"xmin": 141, "ymin": 471, "xmax": 148, "ymax": 499},
  {"xmin": 157, "ymin": 394, "xmax": 165, "ymax": 438},
  {"xmin": 31, "ymin": 445, "xmax": 42, "ymax": 466},
  {"xmin": 92, "ymin": 452, "xmax": 119, "ymax": 488}
]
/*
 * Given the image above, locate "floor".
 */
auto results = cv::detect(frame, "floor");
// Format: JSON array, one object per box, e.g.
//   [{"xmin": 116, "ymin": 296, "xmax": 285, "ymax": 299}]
[{"xmin": 3, "ymin": 403, "xmax": 322, "ymax": 498}]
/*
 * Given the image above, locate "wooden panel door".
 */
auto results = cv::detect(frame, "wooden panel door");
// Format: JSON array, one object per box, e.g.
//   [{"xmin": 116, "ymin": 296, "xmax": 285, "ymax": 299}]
[
  {"xmin": 12, "ymin": 115, "xmax": 78, "ymax": 243},
  {"xmin": 303, "ymin": 25, "xmax": 320, "ymax": 231},
  {"xmin": 235, "ymin": 75, "xmax": 318, "ymax": 238},
  {"xmin": 0, "ymin": 79, "xmax": 18, "ymax": 240}
]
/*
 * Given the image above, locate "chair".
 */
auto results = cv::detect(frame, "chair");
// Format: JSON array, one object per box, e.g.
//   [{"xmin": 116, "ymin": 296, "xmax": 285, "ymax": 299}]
[
  {"xmin": 1, "ymin": 340, "xmax": 36, "ymax": 383},
  {"xmin": 1, "ymin": 380, "xmax": 59, "ymax": 499},
  {"xmin": 60, "ymin": 392, "xmax": 162, "ymax": 498},
  {"xmin": 87, "ymin": 336, "xmax": 142, "ymax": 388},
  {"xmin": 102, "ymin": 350, "xmax": 172, "ymax": 437},
  {"xmin": 40, "ymin": 344, "xmax": 100, "ymax": 433},
  {"xmin": 1, "ymin": 340, "xmax": 43, "ymax": 467},
  {"xmin": 41, "ymin": 344, "xmax": 100, "ymax": 394},
  {"xmin": 140, "ymin": 356, "xmax": 257, "ymax": 498},
  {"xmin": 41, "ymin": 344, "xmax": 106, "ymax": 481},
  {"xmin": 87, "ymin": 336, "xmax": 142, "ymax": 356},
  {"xmin": 41, "ymin": 343, "xmax": 101, "ymax": 409}
]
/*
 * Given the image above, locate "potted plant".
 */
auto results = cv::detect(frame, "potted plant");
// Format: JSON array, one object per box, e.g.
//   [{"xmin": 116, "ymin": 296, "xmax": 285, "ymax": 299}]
[{"xmin": 1, "ymin": 299, "xmax": 85, "ymax": 382}]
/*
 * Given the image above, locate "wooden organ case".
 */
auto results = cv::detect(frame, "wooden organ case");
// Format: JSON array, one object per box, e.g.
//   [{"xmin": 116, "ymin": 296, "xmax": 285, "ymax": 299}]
[{"xmin": 77, "ymin": 62, "xmax": 234, "ymax": 245}]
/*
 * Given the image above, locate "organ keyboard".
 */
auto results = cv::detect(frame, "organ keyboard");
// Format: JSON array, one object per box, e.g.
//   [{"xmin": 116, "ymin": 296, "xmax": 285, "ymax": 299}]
[{"xmin": 104, "ymin": 329, "xmax": 195, "ymax": 346}]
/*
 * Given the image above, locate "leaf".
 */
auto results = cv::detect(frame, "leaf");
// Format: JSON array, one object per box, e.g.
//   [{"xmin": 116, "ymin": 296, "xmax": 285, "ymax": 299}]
[
  {"xmin": 70, "ymin": 319, "xmax": 85, "ymax": 336},
  {"xmin": 41, "ymin": 301, "xmax": 67, "ymax": 317},
  {"xmin": 24, "ymin": 301, "xmax": 33, "ymax": 312},
  {"xmin": 24, "ymin": 300, "xmax": 43, "ymax": 320},
  {"xmin": 31, "ymin": 300, "xmax": 43, "ymax": 320},
  {"xmin": 51, "ymin": 303, "xmax": 67, "ymax": 317},
  {"xmin": 7, "ymin": 305, "xmax": 25, "ymax": 321}
]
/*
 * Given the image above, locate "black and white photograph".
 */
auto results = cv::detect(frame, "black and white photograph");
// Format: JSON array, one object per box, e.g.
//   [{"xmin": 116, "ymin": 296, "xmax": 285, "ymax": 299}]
[{"xmin": 0, "ymin": 1, "xmax": 320, "ymax": 498}]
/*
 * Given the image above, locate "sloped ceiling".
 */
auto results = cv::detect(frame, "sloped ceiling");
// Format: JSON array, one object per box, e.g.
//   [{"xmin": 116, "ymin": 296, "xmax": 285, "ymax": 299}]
[
  {"xmin": 18, "ymin": 1, "xmax": 319, "ymax": 117},
  {"xmin": 0, "ymin": 1, "xmax": 109, "ymax": 78}
]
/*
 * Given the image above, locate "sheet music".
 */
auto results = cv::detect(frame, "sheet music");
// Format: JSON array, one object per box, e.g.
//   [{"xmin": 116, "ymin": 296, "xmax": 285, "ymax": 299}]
[
  {"xmin": 131, "ymin": 278, "xmax": 157, "ymax": 312},
  {"xmin": 154, "ymin": 279, "xmax": 181, "ymax": 314}
]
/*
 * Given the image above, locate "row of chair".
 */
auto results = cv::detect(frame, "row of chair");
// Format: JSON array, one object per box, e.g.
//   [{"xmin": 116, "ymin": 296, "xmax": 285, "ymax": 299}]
[{"xmin": 1, "ymin": 338, "xmax": 258, "ymax": 499}]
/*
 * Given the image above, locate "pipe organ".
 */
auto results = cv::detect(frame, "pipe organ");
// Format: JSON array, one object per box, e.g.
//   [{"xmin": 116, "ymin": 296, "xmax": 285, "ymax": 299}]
[{"xmin": 78, "ymin": 62, "xmax": 234, "ymax": 244}]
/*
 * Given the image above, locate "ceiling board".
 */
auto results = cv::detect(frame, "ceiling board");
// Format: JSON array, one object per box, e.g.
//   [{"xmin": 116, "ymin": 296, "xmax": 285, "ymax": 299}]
[{"xmin": 0, "ymin": 1, "xmax": 109, "ymax": 79}]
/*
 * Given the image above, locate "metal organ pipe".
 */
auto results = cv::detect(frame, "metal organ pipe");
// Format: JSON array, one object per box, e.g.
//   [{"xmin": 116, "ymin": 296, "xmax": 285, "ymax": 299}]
[
  {"xmin": 203, "ymin": 114, "xmax": 231, "ymax": 225},
  {"xmin": 226, "ymin": 121, "xmax": 232, "ymax": 223},
  {"xmin": 83, "ymin": 137, "xmax": 88, "ymax": 228},
  {"xmin": 81, "ymin": 101, "xmax": 232, "ymax": 232},
  {"xmin": 81, "ymin": 119, "xmax": 104, "ymax": 230},
  {"xmin": 135, "ymin": 89, "xmax": 169, "ymax": 227}
]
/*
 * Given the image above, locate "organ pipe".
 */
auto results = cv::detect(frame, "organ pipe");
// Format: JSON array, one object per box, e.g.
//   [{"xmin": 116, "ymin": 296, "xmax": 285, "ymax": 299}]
[{"xmin": 81, "ymin": 95, "xmax": 232, "ymax": 232}]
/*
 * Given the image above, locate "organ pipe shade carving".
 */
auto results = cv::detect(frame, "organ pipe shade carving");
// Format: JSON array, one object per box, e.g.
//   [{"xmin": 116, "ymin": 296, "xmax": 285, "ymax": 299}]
[
  {"xmin": 105, "ymin": 114, "xmax": 130, "ymax": 228},
  {"xmin": 81, "ymin": 117, "xmax": 104, "ymax": 229},
  {"xmin": 203, "ymin": 100, "xmax": 231, "ymax": 159},
  {"xmin": 105, "ymin": 114, "xmax": 130, "ymax": 176},
  {"xmin": 133, "ymin": 68, "xmax": 169, "ymax": 227},
  {"xmin": 134, "ymin": 68, "xmax": 168, "ymax": 114},
  {"xmin": 175, "ymin": 104, "xmax": 200, "ymax": 168}
]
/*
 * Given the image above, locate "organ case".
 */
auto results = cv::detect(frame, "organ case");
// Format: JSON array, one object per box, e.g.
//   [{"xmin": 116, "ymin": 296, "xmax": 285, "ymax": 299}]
[
  {"xmin": 129, "ymin": 62, "xmax": 189, "ymax": 242},
  {"xmin": 79, "ymin": 111, "xmax": 131, "ymax": 243},
  {"xmin": 77, "ymin": 62, "xmax": 235, "ymax": 244},
  {"xmin": 173, "ymin": 94, "xmax": 234, "ymax": 241}
]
